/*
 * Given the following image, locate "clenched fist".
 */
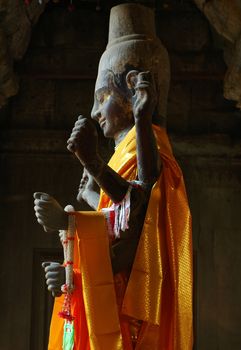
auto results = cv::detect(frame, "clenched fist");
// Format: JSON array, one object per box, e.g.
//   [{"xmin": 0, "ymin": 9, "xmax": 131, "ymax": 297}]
[
  {"xmin": 67, "ymin": 115, "xmax": 99, "ymax": 166},
  {"xmin": 33, "ymin": 192, "xmax": 68, "ymax": 231},
  {"xmin": 42, "ymin": 262, "xmax": 65, "ymax": 297}
]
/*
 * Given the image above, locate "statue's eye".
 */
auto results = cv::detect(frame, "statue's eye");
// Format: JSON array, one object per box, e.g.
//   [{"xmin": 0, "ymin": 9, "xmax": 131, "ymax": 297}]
[{"xmin": 98, "ymin": 93, "xmax": 110, "ymax": 105}]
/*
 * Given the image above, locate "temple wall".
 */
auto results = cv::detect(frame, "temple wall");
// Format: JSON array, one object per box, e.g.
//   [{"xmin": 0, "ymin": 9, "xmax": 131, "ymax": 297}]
[{"xmin": 0, "ymin": 1, "xmax": 240, "ymax": 349}]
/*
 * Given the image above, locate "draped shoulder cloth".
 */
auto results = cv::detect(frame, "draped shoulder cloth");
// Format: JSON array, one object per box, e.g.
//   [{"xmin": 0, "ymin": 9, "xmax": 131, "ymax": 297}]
[{"xmin": 48, "ymin": 125, "xmax": 193, "ymax": 350}]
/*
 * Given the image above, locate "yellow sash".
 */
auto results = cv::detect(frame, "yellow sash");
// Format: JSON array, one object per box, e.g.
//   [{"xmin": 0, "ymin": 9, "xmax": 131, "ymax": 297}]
[
  {"xmin": 99, "ymin": 125, "xmax": 193, "ymax": 349},
  {"xmin": 48, "ymin": 125, "xmax": 193, "ymax": 350}
]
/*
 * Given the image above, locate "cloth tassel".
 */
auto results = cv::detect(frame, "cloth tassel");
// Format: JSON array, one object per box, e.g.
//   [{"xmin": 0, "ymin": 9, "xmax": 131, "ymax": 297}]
[
  {"xmin": 114, "ymin": 185, "xmax": 131, "ymax": 237},
  {"xmin": 102, "ymin": 185, "xmax": 132, "ymax": 239},
  {"xmin": 63, "ymin": 320, "xmax": 74, "ymax": 350}
]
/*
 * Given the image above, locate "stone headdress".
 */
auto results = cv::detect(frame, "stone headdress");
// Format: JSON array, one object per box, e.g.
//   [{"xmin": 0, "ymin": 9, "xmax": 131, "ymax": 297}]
[{"xmin": 95, "ymin": 3, "xmax": 170, "ymax": 122}]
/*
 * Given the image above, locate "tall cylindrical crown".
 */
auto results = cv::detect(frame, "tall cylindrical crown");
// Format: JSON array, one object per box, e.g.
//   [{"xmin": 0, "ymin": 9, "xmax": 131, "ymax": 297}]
[
  {"xmin": 95, "ymin": 3, "xmax": 170, "ymax": 120},
  {"xmin": 108, "ymin": 4, "xmax": 156, "ymax": 46}
]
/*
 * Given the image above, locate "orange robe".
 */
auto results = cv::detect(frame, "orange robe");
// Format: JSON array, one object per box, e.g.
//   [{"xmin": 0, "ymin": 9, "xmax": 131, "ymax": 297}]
[{"xmin": 48, "ymin": 125, "xmax": 193, "ymax": 350}]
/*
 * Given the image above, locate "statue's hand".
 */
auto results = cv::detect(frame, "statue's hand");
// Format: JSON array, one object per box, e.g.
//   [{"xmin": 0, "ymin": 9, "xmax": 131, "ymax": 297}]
[
  {"xmin": 132, "ymin": 71, "xmax": 157, "ymax": 122},
  {"xmin": 33, "ymin": 192, "xmax": 68, "ymax": 231},
  {"xmin": 77, "ymin": 168, "xmax": 100, "ymax": 209},
  {"xmin": 42, "ymin": 262, "xmax": 65, "ymax": 297},
  {"xmin": 67, "ymin": 115, "xmax": 99, "ymax": 166},
  {"xmin": 79, "ymin": 168, "xmax": 99, "ymax": 195}
]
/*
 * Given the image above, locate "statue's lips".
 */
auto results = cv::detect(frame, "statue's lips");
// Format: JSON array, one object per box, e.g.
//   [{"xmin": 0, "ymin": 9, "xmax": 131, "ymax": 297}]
[{"xmin": 99, "ymin": 119, "xmax": 106, "ymax": 128}]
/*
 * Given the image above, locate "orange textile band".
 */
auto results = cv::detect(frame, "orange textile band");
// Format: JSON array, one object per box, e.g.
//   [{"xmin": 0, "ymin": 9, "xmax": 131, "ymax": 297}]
[
  {"xmin": 48, "ymin": 125, "xmax": 193, "ymax": 350},
  {"xmin": 74, "ymin": 211, "xmax": 123, "ymax": 350},
  {"xmin": 98, "ymin": 125, "xmax": 193, "ymax": 349}
]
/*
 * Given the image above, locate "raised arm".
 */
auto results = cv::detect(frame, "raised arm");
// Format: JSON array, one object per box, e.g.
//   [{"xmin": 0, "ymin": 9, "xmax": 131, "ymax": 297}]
[
  {"xmin": 128, "ymin": 71, "xmax": 162, "ymax": 185},
  {"xmin": 77, "ymin": 168, "xmax": 100, "ymax": 210},
  {"xmin": 67, "ymin": 116, "xmax": 130, "ymax": 203}
]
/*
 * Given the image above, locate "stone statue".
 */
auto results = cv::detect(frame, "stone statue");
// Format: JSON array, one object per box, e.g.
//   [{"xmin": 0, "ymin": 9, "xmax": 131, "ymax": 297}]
[{"xmin": 34, "ymin": 4, "xmax": 193, "ymax": 349}]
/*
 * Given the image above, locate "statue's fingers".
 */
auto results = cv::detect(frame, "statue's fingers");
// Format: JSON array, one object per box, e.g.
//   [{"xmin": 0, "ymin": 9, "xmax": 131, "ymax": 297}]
[
  {"xmin": 67, "ymin": 144, "xmax": 75, "ymax": 153},
  {"xmin": 136, "ymin": 71, "xmax": 157, "ymax": 94},
  {"xmin": 42, "ymin": 261, "xmax": 52, "ymax": 269},
  {"xmin": 34, "ymin": 199, "xmax": 52, "ymax": 207},
  {"xmin": 67, "ymin": 141, "xmax": 77, "ymax": 153},
  {"xmin": 34, "ymin": 212, "xmax": 49, "ymax": 221},
  {"xmin": 45, "ymin": 271, "xmax": 61, "ymax": 280},
  {"xmin": 33, "ymin": 192, "xmax": 49, "ymax": 199},
  {"xmin": 74, "ymin": 118, "xmax": 87, "ymax": 128},
  {"xmin": 35, "ymin": 213, "xmax": 49, "ymax": 222},
  {"xmin": 52, "ymin": 290, "xmax": 62, "ymax": 297},
  {"xmin": 136, "ymin": 71, "xmax": 151, "ymax": 84},
  {"xmin": 68, "ymin": 130, "xmax": 82, "ymax": 139},
  {"xmin": 34, "ymin": 206, "xmax": 50, "ymax": 215},
  {"xmin": 44, "ymin": 262, "xmax": 61, "ymax": 271},
  {"xmin": 47, "ymin": 284, "xmax": 61, "ymax": 292},
  {"xmin": 72, "ymin": 126, "xmax": 86, "ymax": 135},
  {"xmin": 134, "ymin": 82, "xmax": 150, "ymax": 90},
  {"xmin": 46, "ymin": 277, "xmax": 62, "ymax": 286},
  {"xmin": 37, "ymin": 217, "xmax": 52, "ymax": 230},
  {"xmin": 67, "ymin": 135, "xmax": 80, "ymax": 144},
  {"xmin": 133, "ymin": 87, "xmax": 149, "ymax": 102}
]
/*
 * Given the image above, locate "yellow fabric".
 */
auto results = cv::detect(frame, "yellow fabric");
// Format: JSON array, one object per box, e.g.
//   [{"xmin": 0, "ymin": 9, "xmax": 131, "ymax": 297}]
[
  {"xmin": 48, "ymin": 124, "xmax": 193, "ymax": 350},
  {"xmin": 48, "ymin": 212, "xmax": 123, "ymax": 350},
  {"xmin": 98, "ymin": 125, "xmax": 193, "ymax": 349},
  {"xmin": 74, "ymin": 212, "xmax": 123, "ymax": 350}
]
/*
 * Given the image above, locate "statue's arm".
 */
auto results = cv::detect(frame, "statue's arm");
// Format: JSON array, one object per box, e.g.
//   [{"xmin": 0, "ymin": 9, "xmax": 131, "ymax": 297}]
[
  {"xmin": 67, "ymin": 116, "xmax": 131, "ymax": 203},
  {"xmin": 133, "ymin": 71, "xmax": 162, "ymax": 184},
  {"xmin": 78, "ymin": 168, "xmax": 100, "ymax": 210},
  {"xmin": 135, "ymin": 119, "xmax": 161, "ymax": 184},
  {"xmin": 85, "ymin": 160, "xmax": 130, "ymax": 203}
]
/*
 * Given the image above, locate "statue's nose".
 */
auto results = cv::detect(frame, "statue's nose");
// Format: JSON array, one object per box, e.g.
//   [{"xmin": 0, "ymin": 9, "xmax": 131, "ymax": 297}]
[{"xmin": 91, "ymin": 103, "xmax": 101, "ymax": 121}]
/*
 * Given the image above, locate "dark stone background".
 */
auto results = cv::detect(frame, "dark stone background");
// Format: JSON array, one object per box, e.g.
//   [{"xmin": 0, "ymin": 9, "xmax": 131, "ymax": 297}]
[{"xmin": 0, "ymin": 1, "xmax": 241, "ymax": 349}]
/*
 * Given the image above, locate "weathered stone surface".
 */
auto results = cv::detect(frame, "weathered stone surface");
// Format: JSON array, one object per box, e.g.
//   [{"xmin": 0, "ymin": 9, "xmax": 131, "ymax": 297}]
[
  {"xmin": 157, "ymin": 11, "xmax": 211, "ymax": 52},
  {"xmin": 170, "ymin": 51, "xmax": 226, "ymax": 79},
  {"xmin": 55, "ymin": 80, "xmax": 95, "ymax": 128},
  {"xmin": 194, "ymin": 0, "xmax": 241, "ymax": 42},
  {"xmin": 224, "ymin": 33, "xmax": 241, "ymax": 108},
  {"xmin": 29, "ymin": 7, "xmax": 107, "ymax": 49},
  {"xmin": 167, "ymin": 82, "xmax": 191, "ymax": 132},
  {"xmin": 0, "ymin": 29, "xmax": 18, "ymax": 105},
  {"xmin": 1, "ymin": 129, "xmax": 241, "ymax": 159},
  {"xmin": 0, "ymin": 0, "xmax": 48, "ymax": 107},
  {"xmin": 188, "ymin": 110, "xmax": 241, "ymax": 135},
  {"xmin": 17, "ymin": 47, "xmax": 101, "ymax": 78},
  {"xmin": 194, "ymin": 0, "xmax": 241, "ymax": 108},
  {"xmin": 190, "ymin": 80, "xmax": 228, "ymax": 111},
  {"xmin": 11, "ymin": 79, "xmax": 56, "ymax": 128}
]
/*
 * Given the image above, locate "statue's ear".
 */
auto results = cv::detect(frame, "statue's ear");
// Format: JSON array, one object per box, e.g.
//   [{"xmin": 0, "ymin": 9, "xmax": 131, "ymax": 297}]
[{"xmin": 126, "ymin": 70, "xmax": 139, "ymax": 90}]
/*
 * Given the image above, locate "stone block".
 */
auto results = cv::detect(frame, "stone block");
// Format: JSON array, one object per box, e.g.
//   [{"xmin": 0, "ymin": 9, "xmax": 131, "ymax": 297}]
[
  {"xmin": 11, "ymin": 78, "xmax": 55, "ymax": 128},
  {"xmin": 167, "ymin": 81, "xmax": 191, "ymax": 133},
  {"xmin": 190, "ymin": 80, "xmax": 229, "ymax": 111},
  {"xmin": 30, "ymin": 7, "xmax": 107, "ymax": 49},
  {"xmin": 157, "ymin": 11, "xmax": 211, "ymax": 52},
  {"xmin": 18, "ymin": 47, "xmax": 101, "ymax": 79},
  {"xmin": 55, "ymin": 80, "xmax": 95, "ymax": 129},
  {"xmin": 170, "ymin": 51, "xmax": 226, "ymax": 78},
  {"xmin": 188, "ymin": 110, "xmax": 241, "ymax": 135}
]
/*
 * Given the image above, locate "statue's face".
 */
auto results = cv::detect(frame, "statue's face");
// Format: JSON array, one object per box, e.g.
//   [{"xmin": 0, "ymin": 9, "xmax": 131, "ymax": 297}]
[{"xmin": 91, "ymin": 70, "xmax": 134, "ymax": 139}]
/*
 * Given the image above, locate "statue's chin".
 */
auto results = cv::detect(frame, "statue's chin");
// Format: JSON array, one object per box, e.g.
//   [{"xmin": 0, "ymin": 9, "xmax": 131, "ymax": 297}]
[
  {"xmin": 76, "ymin": 192, "xmax": 82, "ymax": 203},
  {"xmin": 102, "ymin": 127, "xmax": 113, "ymax": 139}
]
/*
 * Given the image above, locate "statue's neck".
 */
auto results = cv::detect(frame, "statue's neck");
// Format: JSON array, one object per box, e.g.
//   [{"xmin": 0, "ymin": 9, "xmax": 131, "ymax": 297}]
[{"xmin": 114, "ymin": 125, "xmax": 133, "ymax": 147}]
